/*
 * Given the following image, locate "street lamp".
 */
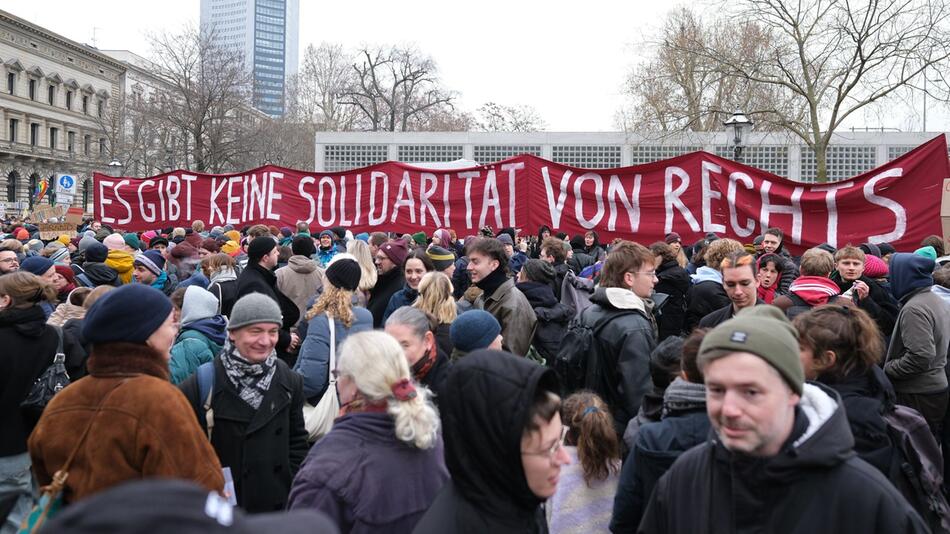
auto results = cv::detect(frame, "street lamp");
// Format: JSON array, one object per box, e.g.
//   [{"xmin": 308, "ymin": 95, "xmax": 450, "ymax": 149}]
[
  {"xmin": 107, "ymin": 159, "xmax": 123, "ymax": 178},
  {"xmin": 723, "ymin": 110, "xmax": 754, "ymax": 162}
]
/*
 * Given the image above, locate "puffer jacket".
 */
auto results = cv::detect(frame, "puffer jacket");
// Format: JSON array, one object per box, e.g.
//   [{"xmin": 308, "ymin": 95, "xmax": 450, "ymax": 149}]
[
  {"xmin": 516, "ymin": 280, "xmax": 573, "ymax": 363},
  {"xmin": 168, "ymin": 317, "xmax": 227, "ymax": 385},
  {"xmin": 637, "ymin": 383, "xmax": 927, "ymax": 534},
  {"xmin": 582, "ymin": 287, "xmax": 657, "ymax": 433}
]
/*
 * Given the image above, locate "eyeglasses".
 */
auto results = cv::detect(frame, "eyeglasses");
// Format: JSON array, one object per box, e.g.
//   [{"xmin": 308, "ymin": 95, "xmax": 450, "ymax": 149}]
[
  {"xmin": 630, "ymin": 270, "xmax": 656, "ymax": 277},
  {"xmin": 521, "ymin": 425, "xmax": 568, "ymax": 460},
  {"xmin": 0, "ymin": 258, "xmax": 17, "ymax": 264}
]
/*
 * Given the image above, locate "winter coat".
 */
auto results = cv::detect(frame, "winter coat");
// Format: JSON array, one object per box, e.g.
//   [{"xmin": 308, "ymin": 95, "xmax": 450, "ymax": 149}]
[
  {"xmin": 73, "ymin": 262, "xmax": 120, "ymax": 287},
  {"xmin": 552, "ymin": 261, "xmax": 571, "ymax": 301},
  {"xmin": 473, "ymin": 278, "xmax": 538, "ymax": 356},
  {"xmin": 276, "ymin": 256, "xmax": 325, "ymax": 321},
  {"xmin": 611, "ymin": 378, "xmax": 709, "ymax": 533},
  {"xmin": 567, "ymin": 250, "xmax": 595, "ymax": 275},
  {"xmin": 637, "ymin": 383, "xmax": 928, "ymax": 534},
  {"xmin": 698, "ymin": 300, "xmax": 766, "ymax": 329},
  {"xmin": 685, "ymin": 267, "xmax": 729, "ymax": 332},
  {"xmin": 236, "ymin": 262, "xmax": 301, "ymax": 362},
  {"xmin": 653, "ymin": 260, "xmax": 690, "ymax": 340},
  {"xmin": 509, "ymin": 251, "xmax": 528, "ymax": 275},
  {"xmin": 435, "ymin": 322, "xmax": 453, "ymax": 357},
  {"xmin": 368, "ymin": 268, "xmax": 405, "ymax": 328},
  {"xmin": 47, "ymin": 300, "xmax": 85, "ymax": 327},
  {"xmin": 884, "ymin": 254, "xmax": 950, "ymax": 394},
  {"xmin": 831, "ymin": 272, "xmax": 898, "ymax": 342},
  {"xmin": 315, "ymin": 246, "xmax": 338, "ymax": 268},
  {"xmin": 29, "ymin": 342, "xmax": 224, "ymax": 505},
  {"xmin": 548, "ymin": 447, "xmax": 619, "ymax": 534},
  {"xmin": 413, "ymin": 351, "xmax": 560, "ymax": 534},
  {"xmin": 1, "ymin": 306, "xmax": 86, "ymax": 457},
  {"xmin": 105, "ymin": 249, "xmax": 135, "ymax": 284},
  {"xmin": 384, "ymin": 285, "xmax": 419, "ymax": 323},
  {"xmin": 419, "ymin": 349, "xmax": 452, "ymax": 402},
  {"xmin": 452, "ymin": 256, "xmax": 471, "ymax": 300},
  {"xmin": 582, "ymin": 287, "xmax": 657, "ymax": 433},
  {"xmin": 208, "ymin": 271, "xmax": 239, "ymax": 318},
  {"xmin": 294, "ymin": 308, "xmax": 374, "ymax": 403},
  {"xmin": 772, "ymin": 276, "xmax": 850, "ymax": 320},
  {"xmin": 288, "ymin": 412, "xmax": 449, "ymax": 534},
  {"xmin": 516, "ymin": 280, "xmax": 573, "ymax": 363},
  {"xmin": 168, "ymin": 317, "xmax": 227, "ymax": 385},
  {"xmin": 179, "ymin": 355, "xmax": 308, "ymax": 513}
]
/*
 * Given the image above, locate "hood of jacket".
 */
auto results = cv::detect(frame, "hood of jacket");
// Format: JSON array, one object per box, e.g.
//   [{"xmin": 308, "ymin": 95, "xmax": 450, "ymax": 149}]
[
  {"xmin": 662, "ymin": 377, "xmax": 707, "ymax": 415},
  {"xmin": 105, "ymin": 249, "xmax": 134, "ymax": 274},
  {"xmin": 789, "ymin": 276, "xmax": 841, "ymax": 307},
  {"xmin": 889, "ymin": 252, "xmax": 935, "ymax": 301},
  {"xmin": 82, "ymin": 262, "xmax": 120, "ymax": 286},
  {"xmin": 589, "ymin": 286, "xmax": 651, "ymax": 315},
  {"xmin": 934, "ymin": 285, "xmax": 950, "ymax": 307},
  {"xmin": 440, "ymin": 349, "xmax": 560, "ymax": 520},
  {"xmin": 287, "ymin": 255, "xmax": 319, "ymax": 274},
  {"xmin": 714, "ymin": 382, "xmax": 853, "ymax": 481},
  {"xmin": 0, "ymin": 305, "xmax": 47, "ymax": 337},
  {"xmin": 691, "ymin": 266, "xmax": 722, "ymax": 285},
  {"xmin": 181, "ymin": 286, "xmax": 220, "ymax": 325},
  {"xmin": 515, "ymin": 280, "xmax": 558, "ymax": 309},
  {"xmin": 181, "ymin": 316, "xmax": 229, "ymax": 348}
]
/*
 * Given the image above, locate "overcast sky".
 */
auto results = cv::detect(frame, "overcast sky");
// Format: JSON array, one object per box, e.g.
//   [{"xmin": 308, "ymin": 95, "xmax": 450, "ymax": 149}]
[{"xmin": 5, "ymin": 0, "xmax": 949, "ymax": 132}]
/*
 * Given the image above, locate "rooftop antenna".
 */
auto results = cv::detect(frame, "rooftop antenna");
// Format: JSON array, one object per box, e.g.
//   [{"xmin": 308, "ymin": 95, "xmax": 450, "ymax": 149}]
[{"xmin": 91, "ymin": 27, "xmax": 101, "ymax": 47}]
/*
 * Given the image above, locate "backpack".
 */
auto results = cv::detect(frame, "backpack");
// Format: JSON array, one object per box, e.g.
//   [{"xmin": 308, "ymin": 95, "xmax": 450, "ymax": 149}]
[
  {"xmin": 560, "ymin": 269, "xmax": 595, "ymax": 321},
  {"xmin": 554, "ymin": 307, "xmax": 636, "ymax": 396},
  {"xmin": 883, "ymin": 404, "xmax": 950, "ymax": 533},
  {"xmin": 783, "ymin": 293, "xmax": 813, "ymax": 320}
]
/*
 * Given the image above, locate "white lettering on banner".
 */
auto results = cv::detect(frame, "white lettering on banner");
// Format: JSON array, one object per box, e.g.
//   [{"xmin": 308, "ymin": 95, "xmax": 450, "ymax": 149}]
[
  {"xmin": 458, "ymin": 171, "xmax": 479, "ymax": 229},
  {"xmin": 210, "ymin": 178, "xmax": 227, "ymax": 224},
  {"xmin": 114, "ymin": 180, "xmax": 132, "ymax": 224},
  {"xmin": 502, "ymin": 162, "xmax": 524, "ymax": 227},
  {"xmin": 759, "ymin": 181, "xmax": 804, "ymax": 244},
  {"xmin": 266, "ymin": 172, "xmax": 283, "ymax": 220},
  {"xmin": 138, "ymin": 180, "xmax": 156, "ymax": 223},
  {"xmin": 317, "ymin": 176, "xmax": 337, "ymax": 227},
  {"xmin": 166, "ymin": 175, "xmax": 181, "ymax": 221},
  {"xmin": 664, "ymin": 167, "xmax": 700, "ymax": 234},
  {"xmin": 98, "ymin": 179, "xmax": 115, "ymax": 223},
  {"xmin": 419, "ymin": 173, "xmax": 441, "ymax": 227},
  {"xmin": 442, "ymin": 174, "xmax": 451, "ymax": 229},
  {"xmin": 727, "ymin": 172, "xmax": 756, "ymax": 238},
  {"xmin": 157, "ymin": 179, "xmax": 167, "ymax": 220},
  {"xmin": 391, "ymin": 171, "xmax": 417, "ymax": 224},
  {"xmin": 574, "ymin": 172, "xmax": 605, "ymax": 229},
  {"xmin": 226, "ymin": 176, "xmax": 242, "ymax": 224},
  {"xmin": 368, "ymin": 171, "xmax": 389, "ymax": 226},
  {"xmin": 606, "ymin": 174, "xmax": 641, "ymax": 232},
  {"xmin": 182, "ymin": 174, "xmax": 196, "ymax": 220},
  {"xmin": 299, "ymin": 176, "xmax": 316, "ymax": 223},
  {"xmin": 701, "ymin": 162, "xmax": 726, "ymax": 234},
  {"xmin": 479, "ymin": 170, "xmax": 503, "ymax": 229},
  {"xmin": 249, "ymin": 174, "xmax": 267, "ymax": 221},
  {"xmin": 864, "ymin": 168, "xmax": 907, "ymax": 243},
  {"xmin": 241, "ymin": 175, "xmax": 249, "ymax": 221},
  {"xmin": 542, "ymin": 167, "xmax": 571, "ymax": 228},
  {"xmin": 810, "ymin": 181, "xmax": 855, "ymax": 248},
  {"xmin": 355, "ymin": 174, "xmax": 363, "ymax": 225},
  {"xmin": 340, "ymin": 176, "xmax": 352, "ymax": 226}
]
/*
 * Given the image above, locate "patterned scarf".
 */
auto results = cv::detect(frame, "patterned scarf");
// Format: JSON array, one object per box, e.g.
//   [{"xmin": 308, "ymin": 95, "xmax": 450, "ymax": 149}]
[{"xmin": 219, "ymin": 341, "xmax": 277, "ymax": 410}]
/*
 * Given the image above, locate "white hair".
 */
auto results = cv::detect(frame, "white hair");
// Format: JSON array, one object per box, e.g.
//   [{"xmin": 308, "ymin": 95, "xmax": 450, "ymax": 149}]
[{"xmin": 337, "ymin": 331, "xmax": 440, "ymax": 449}]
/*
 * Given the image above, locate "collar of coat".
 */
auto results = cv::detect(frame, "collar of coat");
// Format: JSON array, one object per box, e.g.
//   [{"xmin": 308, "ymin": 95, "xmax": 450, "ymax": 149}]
[{"xmin": 87, "ymin": 342, "xmax": 170, "ymax": 381}]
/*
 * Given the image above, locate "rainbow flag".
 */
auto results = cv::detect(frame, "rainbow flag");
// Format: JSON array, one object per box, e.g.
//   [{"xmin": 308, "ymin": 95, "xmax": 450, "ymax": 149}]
[{"xmin": 34, "ymin": 179, "xmax": 48, "ymax": 203}]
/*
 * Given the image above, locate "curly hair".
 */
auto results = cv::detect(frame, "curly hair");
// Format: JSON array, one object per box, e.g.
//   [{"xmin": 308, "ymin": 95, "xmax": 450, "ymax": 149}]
[{"xmin": 306, "ymin": 284, "xmax": 355, "ymax": 327}]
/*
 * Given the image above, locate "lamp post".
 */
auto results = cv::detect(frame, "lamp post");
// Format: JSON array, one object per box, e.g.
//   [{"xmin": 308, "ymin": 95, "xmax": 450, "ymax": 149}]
[
  {"xmin": 107, "ymin": 159, "xmax": 123, "ymax": 178},
  {"xmin": 723, "ymin": 110, "xmax": 754, "ymax": 162}
]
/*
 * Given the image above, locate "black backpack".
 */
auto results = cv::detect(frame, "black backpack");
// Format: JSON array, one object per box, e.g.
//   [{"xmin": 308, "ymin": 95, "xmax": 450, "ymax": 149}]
[
  {"xmin": 554, "ymin": 307, "xmax": 636, "ymax": 396},
  {"xmin": 883, "ymin": 404, "xmax": 950, "ymax": 533}
]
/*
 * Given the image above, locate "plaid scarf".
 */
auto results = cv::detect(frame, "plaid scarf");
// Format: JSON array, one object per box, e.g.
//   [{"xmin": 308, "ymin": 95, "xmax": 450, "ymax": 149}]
[{"xmin": 219, "ymin": 341, "xmax": 277, "ymax": 410}]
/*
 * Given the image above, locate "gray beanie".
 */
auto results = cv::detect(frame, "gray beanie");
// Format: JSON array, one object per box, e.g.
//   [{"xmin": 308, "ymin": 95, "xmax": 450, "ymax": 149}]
[
  {"xmin": 180, "ymin": 286, "xmax": 220, "ymax": 326},
  {"xmin": 79, "ymin": 235, "xmax": 99, "ymax": 253},
  {"xmin": 227, "ymin": 293, "xmax": 283, "ymax": 331}
]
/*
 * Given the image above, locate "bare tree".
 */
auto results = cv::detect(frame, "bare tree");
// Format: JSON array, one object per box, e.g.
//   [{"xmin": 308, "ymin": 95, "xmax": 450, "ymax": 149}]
[
  {"xmin": 288, "ymin": 43, "xmax": 361, "ymax": 130},
  {"xmin": 341, "ymin": 45, "xmax": 455, "ymax": 131},
  {"xmin": 474, "ymin": 102, "xmax": 547, "ymax": 132}
]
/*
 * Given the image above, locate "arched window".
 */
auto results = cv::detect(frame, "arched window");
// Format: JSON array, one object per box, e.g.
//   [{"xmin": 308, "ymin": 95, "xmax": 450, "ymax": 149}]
[{"xmin": 6, "ymin": 171, "xmax": 17, "ymax": 203}]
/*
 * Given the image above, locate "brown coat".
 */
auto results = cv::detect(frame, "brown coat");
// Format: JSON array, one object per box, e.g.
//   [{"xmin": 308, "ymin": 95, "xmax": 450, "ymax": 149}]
[{"xmin": 28, "ymin": 342, "xmax": 224, "ymax": 504}]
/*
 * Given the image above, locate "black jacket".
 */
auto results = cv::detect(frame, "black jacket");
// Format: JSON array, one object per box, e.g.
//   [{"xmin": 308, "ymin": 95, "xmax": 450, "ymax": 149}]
[
  {"xmin": 685, "ymin": 279, "xmax": 729, "ymax": 333},
  {"xmin": 419, "ymin": 349, "xmax": 452, "ymax": 404},
  {"xmin": 654, "ymin": 260, "xmax": 690, "ymax": 340},
  {"xmin": 367, "ymin": 267, "xmax": 405, "ymax": 328},
  {"xmin": 208, "ymin": 278, "xmax": 240, "ymax": 318},
  {"xmin": 831, "ymin": 272, "xmax": 898, "ymax": 340},
  {"xmin": 638, "ymin": 383, "xmax": 927, "ymax": 534},
  {"xmin": 413, "ymin": 350, "xmax": 560, "ymax": 534},
  {"xmin": 516, "ymin": 280, "xmax": 573, "ymax": 364},
  {"xmin": 0, "ymin": 306, "xmax": 86, "ymax": 456},
  {"xmin": 236, "ymin": 263, "xmax": 300, "ymax": 362},
  {"xmin": 698, "ymin": 300, "xmax": 766, "ymax": 329},
  {"xmin": 583, "ymin": 287, "xmax": 657, "ymax": 433},
  {"xmin": 179, "ymin": 356, "xmax": 308, "ymax": 514}
]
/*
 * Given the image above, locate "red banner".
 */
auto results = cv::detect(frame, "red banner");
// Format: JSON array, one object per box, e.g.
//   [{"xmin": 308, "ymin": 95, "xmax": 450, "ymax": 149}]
[{"xmin": 94, "ymin": 135, "xmax": 950, "ymax": 254}]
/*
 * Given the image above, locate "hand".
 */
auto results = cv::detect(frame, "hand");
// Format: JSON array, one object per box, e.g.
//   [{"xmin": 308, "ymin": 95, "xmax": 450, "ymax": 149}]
[
  {"xmin": 289, "ymin": 332, "xmax": 300, "ymax": 351},
  {"xmin": 852, "ymin": 280, "xmax": 870, "ymax": 301}
]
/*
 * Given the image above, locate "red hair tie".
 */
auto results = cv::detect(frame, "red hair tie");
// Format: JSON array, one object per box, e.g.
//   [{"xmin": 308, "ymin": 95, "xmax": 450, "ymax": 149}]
[{"xmin": 390, "ymin": 378, "xmax": 417, "ymax": 401}]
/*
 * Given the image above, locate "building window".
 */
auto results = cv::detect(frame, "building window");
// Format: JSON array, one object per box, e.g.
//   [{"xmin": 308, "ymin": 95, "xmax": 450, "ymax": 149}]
[
  {"xmin": 47, "ymin": 85, "xmax": 55, "ymax": 105},
  {"xmin": 6, "ymin": 171, "xmax": 16, "ymax": 203},
  {"xmin": 82, "ymin": 95, "xmax": 88, "ymax": 114},
  {"xmin": 30, "ymin": 124, "xmax": 39, "ymax": 146},
  {"xmin": 99, "ymin": 138, "xmax": 106, "ymax": 155},
  {"xmin": 49, "ymin": 127, "xmax": 58, "ymax": 149},
  {"xmin": 97, "ymin": 99, "xmax": 104, "ymax": 118},
  {"xmin": 28, "ymin": 79, "xmax": 36, "ymax": 100},
  {"xmin": 84, "ymin": 135, "xmax": 91, "ymax": 155},
  {"xmin": 67, "ymin": 131, "xmax": 75, "ymax": 152},
  {"xmin": 6, "ymin": 73, "xmax": 14, "ymax": 95},
  {"xmin": 66, "ymin": 91, "xmax": 72, "ymax": 110},
  {"xmin": 82, "ymin": 179, "xmax": 90, "ymax": 208},
  {"xmin": 8, "ymin": 119, "xmax": 17, "ymax": 143}
]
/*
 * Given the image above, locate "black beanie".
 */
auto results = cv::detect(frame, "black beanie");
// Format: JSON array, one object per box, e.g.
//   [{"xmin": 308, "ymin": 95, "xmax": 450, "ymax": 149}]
[
  {"xmin": 325, "ymin": 258, "xmax": 361, "ymax": 291},
  {"xmin": 85, "ymin": 242, "xmax": 109, "ymax": 263},
  {"xmin": 82, "ymin": 285, "xmax": 173, "ymax": 345},
  {"xmin": 291, "ymin": 235, "xmax": 316, "ymax": 257},
  {"xmin": 247, "ymin": 236, "xmax": 277, "ymax": 263}
]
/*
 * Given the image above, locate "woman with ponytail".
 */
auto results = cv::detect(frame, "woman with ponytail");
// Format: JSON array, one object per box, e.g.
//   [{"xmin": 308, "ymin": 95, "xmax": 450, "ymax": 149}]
[
  {"xmin": 547, "ymin": 391, "xmax": 621, "ymax": 534},
  {"xmin": 288, "ymin": 331, "xmax": 448, "ymax": 533}
]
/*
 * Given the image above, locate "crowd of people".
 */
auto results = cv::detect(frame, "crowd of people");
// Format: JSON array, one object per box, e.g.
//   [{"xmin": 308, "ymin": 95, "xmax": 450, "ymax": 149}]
[{"xmin": 1, "ymin": 216, "xmax": 950, "ymax": 533}]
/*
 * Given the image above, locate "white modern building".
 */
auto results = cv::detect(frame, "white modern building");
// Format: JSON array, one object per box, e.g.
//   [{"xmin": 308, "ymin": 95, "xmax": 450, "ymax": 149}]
[
  {"xmin": 200, "ymin": 0, "xmax": 299, "ymax": 117},
  {"xmin": 314, "ymin": 130, "xmax": 950, "ymax": 182},
  {"xmin": 0, "ymin": 9, "xmax": 123, "ymax": 214}
]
